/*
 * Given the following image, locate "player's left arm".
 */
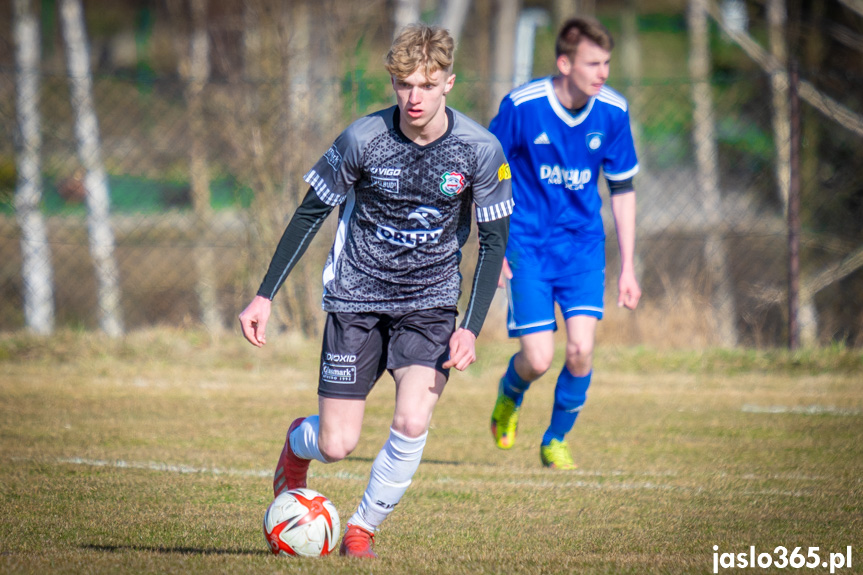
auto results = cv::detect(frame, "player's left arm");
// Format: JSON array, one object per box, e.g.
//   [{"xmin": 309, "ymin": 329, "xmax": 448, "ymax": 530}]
[
  {"xmin": 603, "ymin": 101, "xmax": 641, "ymax": 311},
  {"xmin": 444, "ymin": 121, "xmax": 514, "ymax": 370},
  {"xmin": 445, "ymin": 215, "xmax": 510, "ymax": 371},
  {"xmin": 610, "ymin": 187, "xmax": 641, "ymax": 310}
]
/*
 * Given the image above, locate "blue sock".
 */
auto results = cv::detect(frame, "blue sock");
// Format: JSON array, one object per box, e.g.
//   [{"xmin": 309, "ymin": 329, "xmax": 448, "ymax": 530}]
[
  {"xmin": 500, "ymin": 355, "xmax": 531, "ymax": 407},
  {"xmin": 542, "ymin": 369, "xmax": 591, "ymax": 445}
]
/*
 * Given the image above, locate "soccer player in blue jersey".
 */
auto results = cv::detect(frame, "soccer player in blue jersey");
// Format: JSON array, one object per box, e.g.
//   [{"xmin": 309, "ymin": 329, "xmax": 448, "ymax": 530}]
[
  {"xmin": 239, "ymin": 24, "xmax": 512, "ymax": 558},
  {"xmin": 488, "ymin": 17, "xmax": 641, "ymax": 469}
]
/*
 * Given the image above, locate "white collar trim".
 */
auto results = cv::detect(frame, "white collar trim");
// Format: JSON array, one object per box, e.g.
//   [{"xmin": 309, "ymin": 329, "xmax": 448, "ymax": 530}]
[{"xmin": 544, "ymin": 77, "xmax": 595, "ymax": 127}]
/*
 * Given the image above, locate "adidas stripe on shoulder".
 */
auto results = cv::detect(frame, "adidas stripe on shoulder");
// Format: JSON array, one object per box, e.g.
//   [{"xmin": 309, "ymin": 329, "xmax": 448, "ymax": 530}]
[
  {"xmin": 596, "ymin": 86, "xmax": 628, "ymax": 112},
  {"xmin": 509, "ymin": 79, "xmax": 549, "ymax": 107}
]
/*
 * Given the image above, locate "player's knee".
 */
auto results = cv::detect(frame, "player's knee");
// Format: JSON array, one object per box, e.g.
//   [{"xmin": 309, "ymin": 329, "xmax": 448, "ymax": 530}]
[
  {"xmin": 520, "ymin": 349, "xmax": 554, "ymax": 379},
  {"xmin": 565, "ymin": 356, "xmax": 592, "ymax": 377},
  {"xmin": 565, "ymin": 338, "xmax": 594, "ymax": 359},
  {"xmin": 318, "ymin": 432, "xmax": 358, "ymax": 462},
  {"xmin": 390, "ymin": 415, "xmax": 429, "ymax": 440},
  {"xmin": 564, "ymin": 342, "xmax": 593, "ymax": 376}
]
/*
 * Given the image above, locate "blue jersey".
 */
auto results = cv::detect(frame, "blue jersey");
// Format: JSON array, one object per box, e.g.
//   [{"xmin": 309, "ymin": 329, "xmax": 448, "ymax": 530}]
[{"xmin": 489, "ymin": 77, "xmax": 638, "ymax": 278}]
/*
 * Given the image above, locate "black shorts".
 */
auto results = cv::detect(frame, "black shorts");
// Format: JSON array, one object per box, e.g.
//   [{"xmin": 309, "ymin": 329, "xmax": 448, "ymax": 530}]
[{"xmin": 317, "ymin": 309, "xmax": 457, "ymax": 400}]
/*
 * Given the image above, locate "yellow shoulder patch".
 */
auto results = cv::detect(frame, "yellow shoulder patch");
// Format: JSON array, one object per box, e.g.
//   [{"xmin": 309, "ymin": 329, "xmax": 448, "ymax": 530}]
[{"xmin": 498, "ymin": 163, "xmax": 511, "ymax": 181}]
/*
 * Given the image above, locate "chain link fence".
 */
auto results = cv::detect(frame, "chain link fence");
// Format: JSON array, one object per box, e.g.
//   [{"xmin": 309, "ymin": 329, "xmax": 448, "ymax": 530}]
[{"xmin": 1, "ymin": 4, "xmax": 861, "ymax": 348}]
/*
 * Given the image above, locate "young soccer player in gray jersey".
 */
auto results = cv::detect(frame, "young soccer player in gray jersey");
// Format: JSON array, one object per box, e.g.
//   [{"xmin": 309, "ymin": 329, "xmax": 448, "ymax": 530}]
[{"xmin": 239, "ymin": 24, "xmax": 512, "ymax": 558}]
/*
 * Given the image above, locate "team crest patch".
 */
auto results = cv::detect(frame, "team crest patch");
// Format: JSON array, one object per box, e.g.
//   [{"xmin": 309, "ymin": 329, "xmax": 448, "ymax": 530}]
[
  {"xmin": 324, "ymin": 145, "xmax": 342, "ymax": 171},
  {"xmin": 586, "ymin": 132, "xmax": 604, "ymax": 152},
  {"xmin": 440, "ymin": 172, "xmax": 466, "ymax": 196}
]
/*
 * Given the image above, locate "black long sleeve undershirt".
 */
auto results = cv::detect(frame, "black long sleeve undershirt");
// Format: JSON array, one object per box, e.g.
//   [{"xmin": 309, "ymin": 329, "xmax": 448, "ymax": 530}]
[
  {"xmin": 257, "ymin": 187, "xmax": 334, "ymax": 300},
  {"xmin": 460, "ymin": 215, "xmax": 509, "ymax": 337},
  {"xmin": 256, "ymin": 186, "xmax": 509, "ymax": 338}
]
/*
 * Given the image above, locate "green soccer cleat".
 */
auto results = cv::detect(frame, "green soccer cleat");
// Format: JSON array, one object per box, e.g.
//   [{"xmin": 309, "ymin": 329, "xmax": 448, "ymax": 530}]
[
  {"xmin": 540, "ymin": 439, "xmax": 577, "ymax": 470},
  {"xmin": 490, "ymin": 385, "xmax": 520, "ymax": 449}
]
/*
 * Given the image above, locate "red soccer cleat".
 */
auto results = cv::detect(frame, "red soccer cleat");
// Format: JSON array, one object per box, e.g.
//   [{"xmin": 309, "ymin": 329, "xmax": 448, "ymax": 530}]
[
  {"xmin": 338, "ymin": 524, "xmax": 378, "ymax": 558},
  {"xmin": 273, "ymin": 417, "xmax": 311, "ymax": 497}
]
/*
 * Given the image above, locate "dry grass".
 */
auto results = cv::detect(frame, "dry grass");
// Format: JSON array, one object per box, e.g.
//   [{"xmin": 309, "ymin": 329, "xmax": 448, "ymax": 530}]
[{"xmin": 0, "ymin": 329, "xmax": 861, "ymax": 574}]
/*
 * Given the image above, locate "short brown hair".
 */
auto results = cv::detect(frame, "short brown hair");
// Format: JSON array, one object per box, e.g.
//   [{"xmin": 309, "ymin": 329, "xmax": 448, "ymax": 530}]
[
  {"xmin": 385, "ymin": 24, "xmax": 455, "ymax": 80},
  {"xmin": 555, "ymin": 17, "xmax": 614, "ymax": 59}
]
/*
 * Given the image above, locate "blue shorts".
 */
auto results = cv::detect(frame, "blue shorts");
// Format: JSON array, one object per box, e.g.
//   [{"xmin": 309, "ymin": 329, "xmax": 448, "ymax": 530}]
[{"xmin": 505, "ymin": 268, "xmax": 605, "ymax": 338}]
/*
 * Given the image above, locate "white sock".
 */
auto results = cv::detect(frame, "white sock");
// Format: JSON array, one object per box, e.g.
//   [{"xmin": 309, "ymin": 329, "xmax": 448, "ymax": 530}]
[
  {"xmin": 288, "ymin": 415, "xmax": 328, "ymax": 463},
  {"xmin": 348, "ymin": 427, "xmax": 427, "ymax": 533}
]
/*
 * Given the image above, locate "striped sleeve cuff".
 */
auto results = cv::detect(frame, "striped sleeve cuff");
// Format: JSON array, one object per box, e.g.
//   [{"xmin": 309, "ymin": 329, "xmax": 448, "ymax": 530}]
[
  {"xmin": 475, "ymin": 197, "xmax": 515, "ymax": 223},
  {"xmin": 303, "ymin": 169, "xmax": 344, "ymax": 207}
]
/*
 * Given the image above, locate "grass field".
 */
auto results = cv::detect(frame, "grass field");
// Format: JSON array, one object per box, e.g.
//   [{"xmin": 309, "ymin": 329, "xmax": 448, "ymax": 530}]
[{"xmin": 1, "ymin": 329, "xmax": 861, "ymax": 574}]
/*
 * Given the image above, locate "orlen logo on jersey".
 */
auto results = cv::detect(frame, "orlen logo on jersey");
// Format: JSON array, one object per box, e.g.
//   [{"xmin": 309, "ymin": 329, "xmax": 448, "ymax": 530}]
[
  {"xmin": 540, "ymin": 165, "xmax": 592, "ymax": 191},
  {"xmin": 376, "ymin": 224, "xmax": 443, "ymax": 247},
  {"xmin": 407, "ymin": 206, "xmax": 442, "ymax": 229}
]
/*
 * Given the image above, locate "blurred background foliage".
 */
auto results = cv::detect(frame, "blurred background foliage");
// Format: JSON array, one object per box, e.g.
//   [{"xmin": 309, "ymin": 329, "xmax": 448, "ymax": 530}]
[{"xmin": 0, "ymin": 0, "xmax": 861, "ymax": 348}]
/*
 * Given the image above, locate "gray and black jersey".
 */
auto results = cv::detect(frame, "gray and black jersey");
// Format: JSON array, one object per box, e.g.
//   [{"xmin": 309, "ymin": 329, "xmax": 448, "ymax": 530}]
[
  {"xmin": 306, "ymin": 106, "xmax": 512, "ymax": 314},
  {"xmin": 258, "ymin": 105, "xmax": 512, "ymax": 336}
]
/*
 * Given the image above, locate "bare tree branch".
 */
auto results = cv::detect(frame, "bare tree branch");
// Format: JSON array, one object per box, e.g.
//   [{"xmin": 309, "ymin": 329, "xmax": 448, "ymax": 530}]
[{"xmin": 705, "ymin": 0, "xmax": 863, "ymax": 138}]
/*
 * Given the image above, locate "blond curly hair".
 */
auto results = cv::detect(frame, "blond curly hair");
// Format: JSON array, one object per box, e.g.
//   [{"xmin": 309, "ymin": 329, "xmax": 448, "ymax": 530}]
[{"xmin": 385, "ymin": 24, "xmax": 455, "ymax": 80}]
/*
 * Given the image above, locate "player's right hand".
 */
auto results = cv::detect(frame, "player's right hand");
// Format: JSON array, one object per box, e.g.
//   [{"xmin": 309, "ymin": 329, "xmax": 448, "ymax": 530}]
[
  {"xmin": 617, "ymin": 269, "xmax": 641, "ymax": 311},
  {"xmin": 238, "ymin": 295, "xmax": 272, "ymax": 347},
  {"xmin": 443, "ymin": 327, "xmax": 477, "ymax": 371}
]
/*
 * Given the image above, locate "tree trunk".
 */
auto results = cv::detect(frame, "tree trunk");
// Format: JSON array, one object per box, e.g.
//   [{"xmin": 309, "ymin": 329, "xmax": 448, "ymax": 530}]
[
  {"xmin": 14, "ymin": 0, "xmax": 55, "ymax": 335},
  {"xmin": 688, "ymin": 0, "xmax": 738, "ymax": 347},
  {"xmin": 242, "ymin": 0, "xmax": 261, "ymax": 80},
  {"xmin": 619, "ymin": 0, "xmax": 646, "ymax": 304},
  {"xmin": 60, "ymin": 0, "xmax": 124, "ymax": 337},
  {"xmin": 188, "ymin": 0, "xmax": 222, "ymax": 333},
  {"xmin": 553, "ymin": 0, "xmax": 593, "ymax": 22},
  {"xmin": 437, "ymin": 0, "xmax": 472, "ymax": 45},
  {"xmin": 393, "ymin": 0, "xmax": 421, "ymax": 35},
  {"xmin": 270, "ymin": 0, "xmax": 320, "ymax": 338},
  {"xmin": 620, "ymin": 0, "xmax": 643, "ymax": 157},
  {"xmin": 513, "ymin": 8, "xmax": 549, "ymax": 88},
  {"xmin": 552, "ymin": 0, "xmax": 576, "ymax": 26},
  {"xmin": 288, "ymin": 0, "xmax": 311, "ymax": 160},
  {"xmin": 578, "ymin": 0, "xmax": 596, "ymax": 16},
  {"xmin": 166, "ymin": 0, "xmax": 222, "ymax": 333},
  {"xmin": 768, "ymin": 0, "xmax": 791, "ymax": 214},
  {"xmin": 768, "ymin": 0, "xmax": 814, "ymax": 346},
  {"xmin": 489, "ymin": 0, "xmax": 520, "ymax": 114},
  {"xmin": 473, "ymin": 0, "xmax": 493, "ymax": 122},
  {"xmin": 797, "ymin": 0, "xmax": 827, "ymax": 347},
  {"xmin": 229, "ymin": 0, "xmax": 322, "ymax": 339}
]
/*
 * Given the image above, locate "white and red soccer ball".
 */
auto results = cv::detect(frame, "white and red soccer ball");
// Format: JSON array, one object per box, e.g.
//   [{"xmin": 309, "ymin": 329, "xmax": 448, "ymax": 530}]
[{"xmin": 263, "ymin": 488, "xmax": 340, "ymax": 557}]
